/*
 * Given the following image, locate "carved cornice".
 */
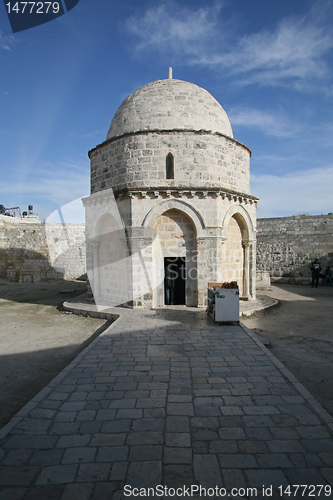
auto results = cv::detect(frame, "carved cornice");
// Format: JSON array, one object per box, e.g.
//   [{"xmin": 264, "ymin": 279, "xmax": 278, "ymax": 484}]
[{"xmin": 113, "ymin": 187, "xmax": 258, "ymax": 205}]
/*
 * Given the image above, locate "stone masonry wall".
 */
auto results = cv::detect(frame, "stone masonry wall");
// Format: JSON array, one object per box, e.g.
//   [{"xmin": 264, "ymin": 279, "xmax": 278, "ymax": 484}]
[
  {"xmin": 90, "ymin": 131, "xmax": 251, "ymax": 196},
  {"xmin": 256, "ymin": 214, "xmax": 333, "ymax": 283},
  {"xmin": 0, "ymin": 223, "xmax": 86, "ymax": 282}
]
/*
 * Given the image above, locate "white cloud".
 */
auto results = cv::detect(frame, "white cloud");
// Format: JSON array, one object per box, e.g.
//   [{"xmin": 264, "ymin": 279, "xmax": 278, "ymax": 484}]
[
  {"xmin": 0, "ymin": 31, "xmax": 15, "ymax": 50},
  {"xmin": 125, "ymin": 2, "xmax": 333, "ymax": 90},
  {"xmin": 125, "ymin": 3, "xmax": 222, "ymax": 58},
  {"xmin": 252, "ymin": 165, "xmax": 333, "ymax": 218},
  {"xmin": 215, "ymin": 16, "xmax": 333, "ymax": 89},
  {"xmin": 229, "ymin": 107, "xmax": 299, "ymax": 137}
]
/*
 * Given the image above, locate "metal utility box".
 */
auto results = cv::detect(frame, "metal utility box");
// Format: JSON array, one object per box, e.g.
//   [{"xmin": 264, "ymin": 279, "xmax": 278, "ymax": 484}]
[{"xmin": 207, "ymin": 284, "xmax": 239, "ymax": 323}]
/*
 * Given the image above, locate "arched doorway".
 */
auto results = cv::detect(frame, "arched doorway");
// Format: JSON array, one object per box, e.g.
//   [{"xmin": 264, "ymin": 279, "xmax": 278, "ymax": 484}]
[{"xmin": 152, "ymin": 208, "xmax": 197, "ymax": 307}]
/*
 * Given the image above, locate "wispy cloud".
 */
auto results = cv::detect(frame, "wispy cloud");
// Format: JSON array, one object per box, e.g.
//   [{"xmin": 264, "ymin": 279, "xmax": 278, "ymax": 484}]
[
  {"xmin": 229, "ymin": 107, "xmax": 299, "ymax": 137},
  {"xmin": 252, "ymin": 165, "xmax": 333, "ymax": 217},
  {"xmin": 126, "ymin": 3, "xmax": 222, "ymax": 58},
  {"xmin": 125, "ymin": 2, "xmax": 333, "ymax": 91},
  {"xmin": 0, "ymin": 31, "xmax": 15, "ymax": 50}
]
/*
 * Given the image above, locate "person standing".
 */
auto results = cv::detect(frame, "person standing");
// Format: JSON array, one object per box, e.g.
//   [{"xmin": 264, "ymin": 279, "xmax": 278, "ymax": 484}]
[{"xmin": 310, "ymin": 258, "xmax": 321, "ymax": 288}]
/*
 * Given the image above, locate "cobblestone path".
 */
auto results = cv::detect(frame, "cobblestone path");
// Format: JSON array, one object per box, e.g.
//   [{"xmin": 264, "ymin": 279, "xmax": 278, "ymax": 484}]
[{"xmin": 0, "ymin": 308, "xmax": 332, "ymax": 499}]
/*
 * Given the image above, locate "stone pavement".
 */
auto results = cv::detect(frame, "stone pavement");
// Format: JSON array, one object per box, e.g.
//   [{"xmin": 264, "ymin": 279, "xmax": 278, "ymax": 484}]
[{"xmin": 0, "ymin": 306, "xmax": 333, "ymax": 500}]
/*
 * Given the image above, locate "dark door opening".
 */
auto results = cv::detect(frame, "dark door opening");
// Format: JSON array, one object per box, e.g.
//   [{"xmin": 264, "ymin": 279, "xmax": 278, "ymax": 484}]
[{"xmin": 164, "ymin": 257, "xmax": 186, "ymax": 305}]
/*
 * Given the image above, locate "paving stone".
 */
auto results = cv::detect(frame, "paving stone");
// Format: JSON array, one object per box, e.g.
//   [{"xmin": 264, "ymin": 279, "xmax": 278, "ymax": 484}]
[
  {"xmin": 245, "ymin": 427, "xmax": 272, "ymax": 440},
  {"xmin": 163, "ymin": 464, "xmax": 194, "ymax": 488},
  {"xmin": 126, "ymin": 461, "xmax": 162, "ymax": 488},
  {"xmin": 193, "ymin": 454, "xmax": 222, "ymax": 488},
  {"xmin": 3, "ymin": 435, "xmax": 58, "ymax": 450},
  {"xmin": 219, "ymin": 453, "xmax": 258, "ymax": 468},
  {"xmin": 268, "ymin": 440, "xmax": 306, "ymax": 453},
  {"xmin": 126, "ymin": 431, "xmax": 164, "ymax": 446},
  {"xmin": 25, "ymin": 485, "xmax": 65, "ymax": 499},
  {"xmin": 297, "ymin": 425, "xmax": 331, "ymax": 439},
  {"xmin": 304, "ymin": 452, "xmax": 325, "ymax": 467},
  {"xmin": 90, "ymin": 433, "xmax": 126, "ymax": 447},
  {"xmin": 110, "ymin": 462, "xmax": 128, "ymax": 481},
  {"xmin": 220, "ymin": 406, "xmax": 244, "ymax": 416},
  {"xmin": 167, "ymin": 403, "xmax": 194, "ymax": 416},
  {"xmin": 245, "ymin": 469, "xmax": 289, "ymax": 489},
  {"xmin": 95, "ymin": 409, "xmax": 117, "ymax": 420},
  {"xmin": 218, "ymin": 428, "xmax": 245, "ymax": 440},
  {"xmin": 319, "ymin": 451, "xmax": 333, "ymax": 466},
  {"xmin": 237, "ymin": 440, "xmax": 268, "ymax": 454},
  {"xmin": 30, "ymin": 449, "xmax": 64, "ymax": 466},
  {"xmin": 129, "ymin": 445, "xmax": 163, "ymax": 461},
  {"xmin": 116, "ymin": 409, "xmax": 143, "ymax": 419},
  {"xmin": 36, "ymin": 465, "xmax": 78, "ymax": 485},
  {"xmin": 0, "ymin": 488, "xmax": 28, "ymax": 500},
  {"xmin": 57, "ymin": 434, "xmax": 91, "ymax": 448},
  {"xmin": 91, "ymin": 482, "xmax": 120, "ymax": 499},
  {"xmin": 164, "ymin": 447, "xmax": 192, "ymax": 464},
  {"xmin": 77, "ymin": 463, "xmax": 111, "ymax": 482},
  {"xmin": 209, "ymin": 440, "xmax": 238, "ymax": 453},
  {"xmin": 2, "ymin": 449, "xmax": 33, "ymax": 465},
  {"xmin": 0, "ymin": 466, "xmax": 39, "ymax": 486},
  {"xmin": 191, "ymin": 416, "xmax": 219, "ymax": 429},
  {"xmin": 50, "ymin": 422, "xmax": 81, "ymax": 435},
  {"xmin": 96, "ymin": 446, "xmax": 128, "ymax": 462},
  {"xmin": 61, "ymin": 447, "xmax": 96, "ymax": 464},
  {"xmin": 132, "ymin": 418, "xmax": 165, "ymax": 432},
  {"xmin": 256, "ymin": 453, "xmax": 294, "ymax": 468},
  {"xmin": 285, "ymin": 468, "xmax": 327, "ymax": 485},
  {"xmin": 165, "ymin": 432, "xmax": 191, "ymax": 447},
  {"xmin": 222, "ymin": 469, "xmax": 247, "ymax": 491},
  {"xmin": 60, "ymin": 483, "xmax": 94, "ymax": 500},
  {"xmin": 302, "ymin": 439, "xmax": 333, "ymax": 452}
]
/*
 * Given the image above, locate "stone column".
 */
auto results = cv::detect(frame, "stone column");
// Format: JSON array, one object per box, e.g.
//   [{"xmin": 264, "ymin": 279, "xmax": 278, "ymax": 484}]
[
  {"xmin": 243, "ymin": 241, "xmax": 250, "ymax": 299},
  {"xmin": 250, "ymin": 239, "xmax": 256, "ymax": 299}
]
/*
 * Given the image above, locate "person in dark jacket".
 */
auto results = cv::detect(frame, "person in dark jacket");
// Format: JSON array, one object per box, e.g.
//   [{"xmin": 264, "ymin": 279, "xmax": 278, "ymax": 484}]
[{"xmin": 310, "ymin": 258, "xmax": 321, "ymax": 288}]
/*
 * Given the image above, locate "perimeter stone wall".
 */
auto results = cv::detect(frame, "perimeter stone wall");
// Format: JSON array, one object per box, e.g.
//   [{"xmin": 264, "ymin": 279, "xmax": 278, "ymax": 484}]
[
  {"xmin": 256, "ymin": 214, "xmax": 333, "ymax": 283},
  {"xmin": 0, "ymin": 223, "xmax": 86, "ymax": 282}
]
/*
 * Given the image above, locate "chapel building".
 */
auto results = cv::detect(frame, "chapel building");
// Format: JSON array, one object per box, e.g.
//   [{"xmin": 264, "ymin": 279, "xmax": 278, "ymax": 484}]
[{"xmin": 83, "ymin": 70, "xmax": 258, "ymax": 309}]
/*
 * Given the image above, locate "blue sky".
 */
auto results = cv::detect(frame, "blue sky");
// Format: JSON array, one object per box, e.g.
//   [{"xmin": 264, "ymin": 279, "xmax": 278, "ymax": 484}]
[{"xmin": 1, "ymin": 0, "xmax": 333, "ymax": 221}]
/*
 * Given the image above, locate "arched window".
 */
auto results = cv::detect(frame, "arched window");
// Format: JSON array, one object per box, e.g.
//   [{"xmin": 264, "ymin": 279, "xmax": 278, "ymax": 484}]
[{"xmin": 166, "ymin": 153, "xmax": 174, "ymax": 179}]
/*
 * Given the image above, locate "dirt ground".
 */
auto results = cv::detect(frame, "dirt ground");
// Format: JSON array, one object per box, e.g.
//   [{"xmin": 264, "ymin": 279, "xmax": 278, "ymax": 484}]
[
  {"xmin": 242, "ymin": 283, "xmax": 333, "ymax": 417},
  {"xmin": 0, "ymin": 280, "xmax": 332, "ymax": 430},
  {"xmin": 0, "ymin": 279, "xmax": 105, "ymax": 429}
]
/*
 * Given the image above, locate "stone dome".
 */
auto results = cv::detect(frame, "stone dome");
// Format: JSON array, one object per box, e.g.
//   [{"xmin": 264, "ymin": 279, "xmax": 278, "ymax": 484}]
[{"xmin": 107, "ymin": 78, "xmax": 233, "ymax": 140}]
